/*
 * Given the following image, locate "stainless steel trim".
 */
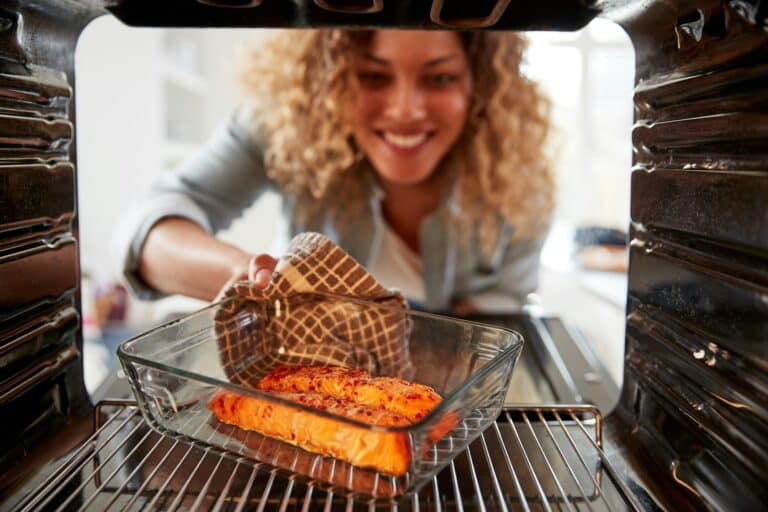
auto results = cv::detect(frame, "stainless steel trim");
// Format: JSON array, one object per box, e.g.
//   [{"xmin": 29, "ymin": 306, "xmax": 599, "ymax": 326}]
[{"xmin": 528, "ymin": 316, "xmax": 584, "ymax": 403}]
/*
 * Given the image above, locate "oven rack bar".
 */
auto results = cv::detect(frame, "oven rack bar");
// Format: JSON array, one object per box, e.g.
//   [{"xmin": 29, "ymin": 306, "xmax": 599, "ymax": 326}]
[{"xmin": 15, "ymin": 400, "xmax": 639, "ymax": 511}]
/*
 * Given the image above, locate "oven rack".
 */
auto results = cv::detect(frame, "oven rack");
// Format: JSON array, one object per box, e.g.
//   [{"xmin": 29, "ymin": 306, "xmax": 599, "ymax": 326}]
[{"xmin": 14, "ymin": 400, "xmax": 639, "ymax": 511}]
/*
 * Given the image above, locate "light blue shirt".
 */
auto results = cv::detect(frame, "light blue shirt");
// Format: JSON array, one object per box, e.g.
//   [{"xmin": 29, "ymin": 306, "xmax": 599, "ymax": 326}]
[{"xmin": 113, "ymin": 111, "xmax": 546, "ymax": 312}]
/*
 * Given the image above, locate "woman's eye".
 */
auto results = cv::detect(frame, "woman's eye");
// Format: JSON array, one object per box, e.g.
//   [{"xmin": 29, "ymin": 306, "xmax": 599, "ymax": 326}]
[
  {"xmin": 357, "ymin": 72, "xmax": 390, "ymax": 87},
  {"xmin": 426, "ymin": 73, "xmax": 459, "ymax": 87}
]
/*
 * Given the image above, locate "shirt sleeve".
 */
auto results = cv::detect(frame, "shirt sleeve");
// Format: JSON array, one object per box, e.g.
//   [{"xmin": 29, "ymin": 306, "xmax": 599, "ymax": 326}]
[
  {"xmin": 499, "ymin": 235, "xmax": 546, "ymax": 296},
  {"xmin": 111, "ymin": 110, "xmax": 271, "ymax": 299},
  {"xmin": 468, "ymin": 235, "xmax": 547, "ymax": 312}
]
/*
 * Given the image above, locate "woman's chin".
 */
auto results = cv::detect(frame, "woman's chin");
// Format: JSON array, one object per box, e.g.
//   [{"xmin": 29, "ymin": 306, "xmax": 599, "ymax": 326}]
[
  {"xmin": 377, "ymin": 170, "xmax": 435, "ymax": 187},
  {"xmin": 372, "ymin": 158, "xmax": 441, "ymax": 187}
]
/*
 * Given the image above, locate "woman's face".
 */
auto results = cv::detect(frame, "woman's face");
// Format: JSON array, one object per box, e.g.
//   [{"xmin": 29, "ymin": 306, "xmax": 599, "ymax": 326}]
[{"xmin": 348, "ymin": 31, "xmax": 473, "ymax": 187}]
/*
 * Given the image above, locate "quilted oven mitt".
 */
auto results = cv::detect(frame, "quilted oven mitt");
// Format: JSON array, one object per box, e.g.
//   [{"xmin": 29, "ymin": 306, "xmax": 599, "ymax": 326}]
[{"xmin": 213, "ymin": 232, "xmax": 414, "ymax": 387}]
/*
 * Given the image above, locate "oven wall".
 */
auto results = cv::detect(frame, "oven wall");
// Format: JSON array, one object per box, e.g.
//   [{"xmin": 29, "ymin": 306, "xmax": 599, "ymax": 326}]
[
  {"xmin": 610, "ymin": 0, "xmax": 768, "ymax": 509},
  {"xmin": 0, "ymin": 0, "xmax": 101, "ymax": 494}
]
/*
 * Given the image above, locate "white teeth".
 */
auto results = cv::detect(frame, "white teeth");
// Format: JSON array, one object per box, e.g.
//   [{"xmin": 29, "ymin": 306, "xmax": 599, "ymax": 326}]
[{"xmin": 382, "ymin": 131, "xmax": 428, "ymax": 149}]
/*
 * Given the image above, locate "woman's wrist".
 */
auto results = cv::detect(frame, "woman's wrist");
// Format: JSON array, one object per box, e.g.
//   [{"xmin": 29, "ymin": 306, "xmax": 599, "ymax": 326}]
[
  {"xmin": 226, "ymin": 251, "xmax": 254, "ymax": 282},
  {"xmin": 140, "ymin": 218, "xmax": 256, "ymax": 301}
]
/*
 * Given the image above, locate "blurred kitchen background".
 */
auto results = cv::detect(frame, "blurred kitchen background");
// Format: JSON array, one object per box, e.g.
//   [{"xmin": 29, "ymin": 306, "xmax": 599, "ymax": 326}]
[{"xmin": 75, "ymin": 17, "xmax": 634, "ymax": 397}]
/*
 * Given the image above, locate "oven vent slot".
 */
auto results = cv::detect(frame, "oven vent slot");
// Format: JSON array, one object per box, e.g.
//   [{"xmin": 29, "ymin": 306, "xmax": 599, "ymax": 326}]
[{"xmin": 11, "ymin": 402, "xmax": 642, "ymax": 511}]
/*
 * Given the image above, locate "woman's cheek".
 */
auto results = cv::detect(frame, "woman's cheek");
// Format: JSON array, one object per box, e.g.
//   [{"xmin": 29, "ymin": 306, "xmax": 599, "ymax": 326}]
[
  {"xmin": 352, "ymin": 90, "xmax": 384, "ymax": 121},
  {"xmin": 433, "ymin": 93, "xmax": 470, "ymax": 129}
]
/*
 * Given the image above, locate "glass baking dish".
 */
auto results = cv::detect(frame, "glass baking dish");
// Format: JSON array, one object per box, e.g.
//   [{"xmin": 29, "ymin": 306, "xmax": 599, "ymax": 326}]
[{"xmin": 117, "ymin": 293, "xmax": 524, "ymax": 502}]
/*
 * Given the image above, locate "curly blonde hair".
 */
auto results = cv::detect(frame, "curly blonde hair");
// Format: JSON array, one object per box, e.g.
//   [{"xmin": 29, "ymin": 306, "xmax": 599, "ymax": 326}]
[{"xmin": 239, "ymin": 29, "xmax": 553, "ymax": 251}]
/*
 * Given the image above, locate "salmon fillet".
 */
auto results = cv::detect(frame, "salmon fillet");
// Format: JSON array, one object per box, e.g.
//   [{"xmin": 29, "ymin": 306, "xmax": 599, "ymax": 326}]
[
  {"xmin": 208, "ymin": 389, "xmax": 412, "ymax": 475},
  {"xmin": 257, "ymin": 365, "xmax": 441, "ymax": 422}
]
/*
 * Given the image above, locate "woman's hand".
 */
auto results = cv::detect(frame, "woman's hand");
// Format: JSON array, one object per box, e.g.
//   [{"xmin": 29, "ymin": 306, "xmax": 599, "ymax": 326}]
[{"xmin": 215, "ymin": 253, "xmax": 278, "ymax": 301}]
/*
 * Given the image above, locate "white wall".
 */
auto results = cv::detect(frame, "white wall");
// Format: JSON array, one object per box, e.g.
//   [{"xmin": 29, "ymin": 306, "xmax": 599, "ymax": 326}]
[
  {"xmin": 527, "ymin": 20, "xmax": 635, "ymax": 230},
  {"xmin": 75, "ymin": 17, "xmax": 164, "ymax": 285},
  {"xmin": 76, "ymin": 18, "xmax": 280, "ymax": 327}
]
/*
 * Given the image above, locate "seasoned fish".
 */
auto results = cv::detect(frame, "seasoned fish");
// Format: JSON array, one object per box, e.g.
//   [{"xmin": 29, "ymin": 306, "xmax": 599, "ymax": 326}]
[
  {"xmin": 257, "ymin": 365, "xmax": 441, "ymax": 422},
  {"xmin": 208, "ymin": 389, "xmax": 412, "ymax": 475},
  {"xmin": 208, "ymin": 365, "xmax": 457, "ymax": 476}
]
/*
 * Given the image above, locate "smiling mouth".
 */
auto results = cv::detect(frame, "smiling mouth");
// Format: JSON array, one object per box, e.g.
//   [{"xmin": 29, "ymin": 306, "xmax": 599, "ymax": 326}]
[{"xmin": 379, "ymin": 131, "xmax": 431, "ymax": 149}]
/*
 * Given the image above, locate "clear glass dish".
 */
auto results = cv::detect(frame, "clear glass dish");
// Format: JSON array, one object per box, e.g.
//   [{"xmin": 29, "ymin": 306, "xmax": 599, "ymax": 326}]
[{"xmin": 117, "ymin": 293, "xmax": 524, "ymax": 502}]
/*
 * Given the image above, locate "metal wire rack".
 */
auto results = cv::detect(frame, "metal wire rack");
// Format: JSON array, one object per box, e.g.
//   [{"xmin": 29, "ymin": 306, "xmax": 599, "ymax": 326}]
[{"xmin": 14, "ymin": 400, "xmax": 640, "ymax": 511}]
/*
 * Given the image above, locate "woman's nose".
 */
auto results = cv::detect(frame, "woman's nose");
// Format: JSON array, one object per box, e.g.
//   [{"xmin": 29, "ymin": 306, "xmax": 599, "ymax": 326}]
[{"xmin": 384, "ymin": 80, "xmax": 426, "ymax": 121}]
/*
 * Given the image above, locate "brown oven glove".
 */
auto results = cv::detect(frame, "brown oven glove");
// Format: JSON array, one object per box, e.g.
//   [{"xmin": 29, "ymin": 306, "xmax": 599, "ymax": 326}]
[{"xmin": 213, "ymin": 232, "xmax": 414, "ymax": 387}]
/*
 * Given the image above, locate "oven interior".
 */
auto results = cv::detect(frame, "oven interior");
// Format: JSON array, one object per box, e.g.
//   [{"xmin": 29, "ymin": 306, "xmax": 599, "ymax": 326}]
[{"xmin": 1, "ymin": 0, "xmax": 766, "ymax": 510}]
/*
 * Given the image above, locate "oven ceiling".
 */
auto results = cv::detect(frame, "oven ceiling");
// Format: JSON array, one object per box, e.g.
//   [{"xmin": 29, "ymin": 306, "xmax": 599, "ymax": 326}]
[{"xmin": 104, "ymin": 0, "xmax": 599, "ymax": 30}]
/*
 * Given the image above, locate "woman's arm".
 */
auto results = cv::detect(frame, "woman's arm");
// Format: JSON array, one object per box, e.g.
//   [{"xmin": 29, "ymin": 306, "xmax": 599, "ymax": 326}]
[
  {"xmin": 138, "ymin": 217, "xmax": 272, "ymax": 301},
  {"xmin": 139, "ymin": 217, "xmax": 276, "ymax": 300},
  {"xmin": 113, "ymin": 111, "xmax": 273, "ymax": 300}
]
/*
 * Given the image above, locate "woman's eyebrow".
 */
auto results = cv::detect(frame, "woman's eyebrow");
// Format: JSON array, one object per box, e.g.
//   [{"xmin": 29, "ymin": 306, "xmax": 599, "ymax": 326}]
[
  {"xmin": 358, "ymin": 54, "xmax": 460, "ymax": 67},
  {"xmin": 423, "ymin": 55, "xmax": 460, "ymax": 68},
  {"xmin": 360, "ymin": 53, "xmax": 390, "ymax": 66}
]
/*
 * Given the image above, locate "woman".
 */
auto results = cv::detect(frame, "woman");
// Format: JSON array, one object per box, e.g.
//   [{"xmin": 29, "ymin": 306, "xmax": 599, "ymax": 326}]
[{"xmin": 113, "ymin": 29, "xmax": 553, "ymax": 313}]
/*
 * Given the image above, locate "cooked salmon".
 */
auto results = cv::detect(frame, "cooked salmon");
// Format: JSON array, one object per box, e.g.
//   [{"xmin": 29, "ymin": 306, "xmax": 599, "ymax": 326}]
[
  {"xmin": 208, "ymin": 365, "xmax": 458, "ymax": 476},
  {"xmin": 257, "ymin": 365, "xmax": 441, "ymax": 422},
  {"xmin": 208, "ymin": 389, "xmax": 411, "ymax": 475}
]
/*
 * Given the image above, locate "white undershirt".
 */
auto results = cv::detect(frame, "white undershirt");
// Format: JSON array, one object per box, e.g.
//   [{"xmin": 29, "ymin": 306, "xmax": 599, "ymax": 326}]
[{"xmin": 368, "ymin": 222, "xmax": 425, "ymax": 303}]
